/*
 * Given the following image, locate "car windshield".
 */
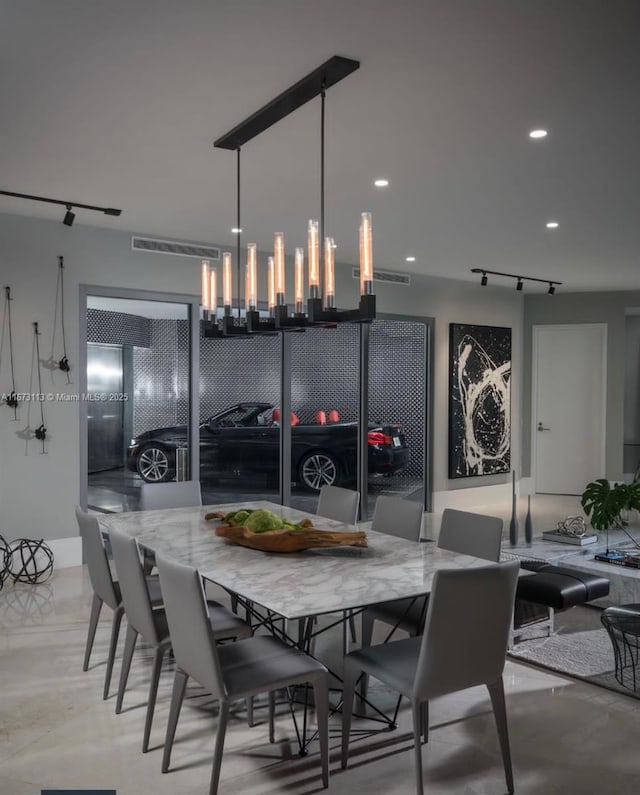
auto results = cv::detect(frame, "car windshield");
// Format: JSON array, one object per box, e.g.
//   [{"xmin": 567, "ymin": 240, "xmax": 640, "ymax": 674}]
[{"xmin": 210, "ymin": 405, "xmax": 270, "ymax": 427}]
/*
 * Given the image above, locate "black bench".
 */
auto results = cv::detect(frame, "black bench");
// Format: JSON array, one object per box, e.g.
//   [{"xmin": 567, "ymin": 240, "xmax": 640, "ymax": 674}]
[{"xmin": 513, "ymin": 561, "xmax": 610, "ymax": 641}]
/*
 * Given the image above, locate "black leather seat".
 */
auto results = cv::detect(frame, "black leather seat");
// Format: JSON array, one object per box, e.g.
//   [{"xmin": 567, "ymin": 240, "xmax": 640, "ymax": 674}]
[{"xmin": 517, "ymin": 562, "xmax": 610, "ymax": 610}]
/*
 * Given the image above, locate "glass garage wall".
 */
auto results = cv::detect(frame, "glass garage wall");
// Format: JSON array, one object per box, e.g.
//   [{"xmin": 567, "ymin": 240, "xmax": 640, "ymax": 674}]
[
  {"xmin": 198, "ymin": 332, "xmax": 281, "ymax": 505},
  {"xmin": 83, "ymin": 296, "xmax": 192, "ymax": 513}
]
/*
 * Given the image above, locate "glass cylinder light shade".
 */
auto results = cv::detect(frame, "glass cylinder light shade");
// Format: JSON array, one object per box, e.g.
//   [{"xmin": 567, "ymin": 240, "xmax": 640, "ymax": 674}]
[
  {"xmin": 274, "ymin": 233, "xmax": 286, "ymax": 305},
  {"xmin": 294, "ymin": 247, "xmax": 305, "ymax": 314},
  {"xmin": 246, "ymin": 243, "xmax": 257, "ymax": 311},
  {"xmin": 222, "ymin": 252, "xmax": 233, "ymax": 315},
  {"xmin": 324, "ymin": 237, "xmax": 335, "ymax": 309},
  {"xmin": 209, "ymin": 267, "xmax": 217, "ymax": 318},
  {"xmin": 359, "ymin": 212, "xmax": 373, "ymax": 296},
  {"xmin": 201, "ymin": 259, "xmax": 210, "ymax": 314},
  {"xmin": 308, "ymin": 219, "xmax": 320, "ymax": 299},
  {"xmin": 267, "ymin": 256, "xmax": 275, "ymax": 316}
]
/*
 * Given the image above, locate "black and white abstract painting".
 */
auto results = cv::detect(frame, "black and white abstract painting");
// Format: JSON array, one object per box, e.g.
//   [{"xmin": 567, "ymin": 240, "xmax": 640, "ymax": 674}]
[{"xmin": 449, "ymin": 323, "xmax": 511, "ymax": 478}]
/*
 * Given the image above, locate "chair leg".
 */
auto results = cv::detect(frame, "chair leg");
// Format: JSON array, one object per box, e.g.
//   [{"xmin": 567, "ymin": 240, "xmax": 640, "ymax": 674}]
[
  {"xmin": 420, "ymin": 700, "xmax": 429, "ymax": 744},
  {"xmin": 348, "ymin": 610, "xmax": 357, "ymax": 643},
  {"xmin": 312, "ymin": 677, "xmax": 330, "ymax": 789},
  {"xmin": 116, "ymin": 625, "xmax": 138, "ymax": 714},
  {"xmin": 103, "ymin": 605, "xmax": 124, "ymax": 699},
  {"xmin": 268, "ymin": 690, "xmax": 276, "ymax": 744},
  {"xmin": 83, "ymin": 594, "xmax": 103, "ymax": 671},
  {"xmin": 411, "ymin": 700, "xmax": 425, "ymax": 795},
  {"xmin": 143, "ymin": 646, "xmax": 167, "ymax": 752},
  {"xmin": 247, "ymin": 696, "xmax": 254, "ymax": 727},
  {"xmin": 209, "ymin": 700, "xmax": 230, "ymax": 795},
  {"xmin": 163, "ymin": 669, "xmax": 188, "ymax": 773},
  {"xmin": 487, "ymin": 679, "xmax": 514, "ymax": 795},
  {"xmin": 358, "ymin": 612, "xmax": 375, "ymax": 706},
  {"xmin": 341, "ymin": 660, "xmax": 359, "ymax": 770}
]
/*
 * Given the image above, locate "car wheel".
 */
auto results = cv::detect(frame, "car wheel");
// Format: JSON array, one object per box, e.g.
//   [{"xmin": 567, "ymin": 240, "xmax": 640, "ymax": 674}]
[
  {"xmin": 299, "ymin": 451, "xmax": 339, "ymax": 492},
  {"xmin": 137, "ymin": 444, "xmax": 173, "ymax": 483}
]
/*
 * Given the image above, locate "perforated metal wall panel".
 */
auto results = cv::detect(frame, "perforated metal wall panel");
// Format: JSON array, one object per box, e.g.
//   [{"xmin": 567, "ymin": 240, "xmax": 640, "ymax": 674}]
[
  {"xmin": 199, "ymin": 332, "xmax": 281, "ymax": 418},
  {"xmin": 87, "ymin": 309, "xmax": 150, "ymax": 348},
  {"xmin": 132, "ymin": 319, "xmax": 190, "ymax": 435}
]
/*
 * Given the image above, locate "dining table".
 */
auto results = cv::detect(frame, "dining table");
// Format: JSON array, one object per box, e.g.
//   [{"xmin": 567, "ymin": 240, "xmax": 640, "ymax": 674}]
[{"xmin": 98, "ymin": 500, "xmax": 492, "ymax": 623}]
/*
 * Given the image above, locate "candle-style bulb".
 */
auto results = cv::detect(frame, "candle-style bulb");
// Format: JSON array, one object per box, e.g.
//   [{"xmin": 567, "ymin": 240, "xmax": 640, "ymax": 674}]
[
  {"xmin": 308, "ymin": 219, "xmax": 319, "ymax": 299},
  {"xmin": 267, "ymin": 256, "xmax": 275, "ymax": 316},
  {"xmin": 222, "ymin": 252, "xmax": 232, "ymax": 315},
  {"xmin": 201, "ymin": 260, "xmax": 211, "ymax": 314},
  {"xmin": 274, "ymin": 233, "xmax": 286, "ymax": 306},
  {"xmin": 359, "ymin": 211, "xmax": 374, "ymax": 296},
  {"xmin": 209, "ymin": 267, "xmax": 217, "ymax": 319},
  {"xmin": 324, "ymin": 237, "xmax": 335, "ymax": 309},
  {"xmin": 294, "ymin": 247, "xmax": 304, "ymax": 314},
  {"xmin": 246, "ymin": 243, "xmax": 257, "ymax": 311}
]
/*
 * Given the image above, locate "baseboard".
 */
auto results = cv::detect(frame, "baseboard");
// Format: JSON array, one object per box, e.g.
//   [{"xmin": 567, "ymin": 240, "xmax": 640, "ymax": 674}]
[
  {"xmin": 432, "ymin": 481, "xmax": 517, "ymax": 512},
  {"xmin": 48, "ymin": 536, "xmax": 83, "ymax": 569}
]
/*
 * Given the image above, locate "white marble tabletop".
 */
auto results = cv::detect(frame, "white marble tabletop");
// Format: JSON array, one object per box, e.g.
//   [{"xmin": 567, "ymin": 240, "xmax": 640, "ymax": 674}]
[{"xmin": 99, "ymin": 501, "xmax": 492, "ymax": 620}]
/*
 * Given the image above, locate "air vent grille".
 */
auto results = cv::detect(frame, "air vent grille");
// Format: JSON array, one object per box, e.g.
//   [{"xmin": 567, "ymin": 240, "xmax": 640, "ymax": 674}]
[
  {"xmin": 352, "ymin": 267, "xmax": 411, "ymax": 286},
  {"xmin": 132, "ymin": 236, "xmax": 221, "ymax": 260}
]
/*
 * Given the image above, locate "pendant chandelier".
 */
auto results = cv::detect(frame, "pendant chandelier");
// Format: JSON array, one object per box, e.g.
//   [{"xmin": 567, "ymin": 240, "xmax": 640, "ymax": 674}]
[{"xmin": 201, "ymin": 56, "xmax": 376, "ymax": 338}]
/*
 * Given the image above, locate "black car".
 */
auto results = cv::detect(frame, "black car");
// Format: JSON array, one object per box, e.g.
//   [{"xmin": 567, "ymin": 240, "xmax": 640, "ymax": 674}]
[{"xmin": 127, "ymin": 402, "xmax": 409, "ymax": 491}]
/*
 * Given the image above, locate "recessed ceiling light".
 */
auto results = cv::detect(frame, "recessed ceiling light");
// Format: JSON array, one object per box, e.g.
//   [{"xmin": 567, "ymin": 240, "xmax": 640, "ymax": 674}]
[
  {"xmin": 529, "ymin": 129, "xmax": 548, "ymax": 139},
  {"xmin": 546, "ymin": 221, "xmax": 559, "ymax": 229},
  {"xmin": 374, "ymin": 178, "xmax": 389, "ymax": 187},
  {"xmin": 405, "ymin": 256, "xmax": 416, "ymax": 262},
  {"xmin": 231, "ymin": 227, "xmax": 243, "ymax": 234}
]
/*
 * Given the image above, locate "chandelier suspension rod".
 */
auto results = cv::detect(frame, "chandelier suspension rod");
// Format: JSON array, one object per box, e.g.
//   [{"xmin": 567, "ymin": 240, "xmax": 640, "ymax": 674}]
[
  {"xmin": 237, "ymin": 147, "xmax": 241, "ymax": 319},
  {"xmin": 320, "ymin": 84, "xmax": 326, "ymax": 301}
]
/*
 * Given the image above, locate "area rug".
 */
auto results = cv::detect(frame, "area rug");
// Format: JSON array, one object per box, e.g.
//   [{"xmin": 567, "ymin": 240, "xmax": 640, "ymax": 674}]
[{"xmin": 508, "ymin": 606, "xmax": 640, "ymax": 700}]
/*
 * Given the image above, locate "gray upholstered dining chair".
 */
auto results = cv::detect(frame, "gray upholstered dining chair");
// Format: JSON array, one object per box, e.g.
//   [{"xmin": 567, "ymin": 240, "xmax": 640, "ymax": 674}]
[
  {"xmin": 156, "ymin": 553, "xmax": 330, "ymax": 794},
  {"xmin": 140, "ymin": 480, "xmax": 202, "ymax": 510},
  {"xmin": 342, "ymin": 560, "xmax": 520, "ymax": 795},
  {"xmin": 316, "ymin": 484, "xmax": 360, "ymax": 524},
  {"xmin": 76, "ymin": 506, "xmax": 162, "ymax": 700},
  {"xmin": 361, "ymin": 507, "xmax": 503, "ymax": 649},
  {"xmin": 109, "ymin": 528, "xmax": 250, "ymax": 752}
]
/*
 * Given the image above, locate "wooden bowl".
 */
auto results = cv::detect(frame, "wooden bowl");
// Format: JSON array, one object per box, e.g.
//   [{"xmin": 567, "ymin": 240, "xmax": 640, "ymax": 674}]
[{"xmin": 213, "ymin": 522, "xmax": 367, "ymax": 553}]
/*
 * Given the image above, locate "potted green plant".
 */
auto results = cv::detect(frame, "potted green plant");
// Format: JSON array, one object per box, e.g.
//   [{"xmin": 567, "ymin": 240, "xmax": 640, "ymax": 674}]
[{"xmin": 581, "ymin": 479, "xmax": 640, "ymax": 552}]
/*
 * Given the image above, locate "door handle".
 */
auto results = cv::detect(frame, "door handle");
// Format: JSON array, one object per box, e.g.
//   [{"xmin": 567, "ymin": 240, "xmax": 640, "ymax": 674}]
[{"xmin": 537, "ymin": 422, "xmax": 551, "ymax": 431}]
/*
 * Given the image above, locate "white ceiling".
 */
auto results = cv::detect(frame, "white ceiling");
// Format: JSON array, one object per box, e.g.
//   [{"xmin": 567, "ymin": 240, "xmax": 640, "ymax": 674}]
[{"xmin": 1, "ymin": 0, "xmax": 639, "ymax": 292}]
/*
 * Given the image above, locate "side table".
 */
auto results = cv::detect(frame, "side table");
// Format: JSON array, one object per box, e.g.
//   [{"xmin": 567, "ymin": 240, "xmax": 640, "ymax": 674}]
[{"xmin": 601, "ymin": 603, "xmax": 640, "ymax": 691}]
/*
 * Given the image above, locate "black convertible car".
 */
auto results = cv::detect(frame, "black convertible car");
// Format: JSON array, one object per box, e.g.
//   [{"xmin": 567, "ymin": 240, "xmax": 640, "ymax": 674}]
[{"xmin": 127, "ymin": 402, "xmax": 409, "ymax": 491}]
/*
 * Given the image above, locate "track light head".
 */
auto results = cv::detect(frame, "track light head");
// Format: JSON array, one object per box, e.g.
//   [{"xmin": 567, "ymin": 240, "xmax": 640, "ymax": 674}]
[
  {"xmin": 548, "ymin": 283, "xmax": 556, "ymax": 295},
  {"xmin": 103, "ymin": 207, "xmax": 122, "ymax": 216},
  {"xmin": 63, "ymin": 205, "xmax": 75, "ymax": 226},
  {"xmin": 516, "ymin": 278, "xmax": 523, "ymax": 291},
  {"xmin": 481, "ymin": 273, "xmax": 488, "ymax": 286}
]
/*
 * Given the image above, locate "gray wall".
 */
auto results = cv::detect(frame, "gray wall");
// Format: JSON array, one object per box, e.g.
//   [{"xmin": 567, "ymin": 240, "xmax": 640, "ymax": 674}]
[
  {"xmin": 523, "ymin": 291, "xmax": 640, "ymax": 480},
  {"xmin": 0, "ymin": 210, "xmax": 523, "ymax": 541},
  {"xmin": 624, "ymin": 314, "xmax": 640, "ymax": 473}
]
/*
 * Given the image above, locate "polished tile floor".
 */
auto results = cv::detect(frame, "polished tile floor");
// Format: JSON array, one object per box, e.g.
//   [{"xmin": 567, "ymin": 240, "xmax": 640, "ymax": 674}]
[{"xmin": 2, "ymin": 496, "xmax": 640, "ymax": 794}]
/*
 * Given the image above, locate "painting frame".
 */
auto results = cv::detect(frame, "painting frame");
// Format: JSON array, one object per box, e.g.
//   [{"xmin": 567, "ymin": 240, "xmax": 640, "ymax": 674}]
[{"xmin": 448, "ymin": 322, "xmax": 511, "ymax": 479}]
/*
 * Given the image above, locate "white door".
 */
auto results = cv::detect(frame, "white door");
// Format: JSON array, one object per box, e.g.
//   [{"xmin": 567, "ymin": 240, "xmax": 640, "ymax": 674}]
[{"xmin": 532, "ymin": 324, "xmax": 606, "ymax": 494}]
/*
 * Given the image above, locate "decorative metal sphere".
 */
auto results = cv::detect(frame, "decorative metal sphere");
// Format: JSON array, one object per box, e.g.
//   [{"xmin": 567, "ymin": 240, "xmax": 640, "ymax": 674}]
[
  {"xmin": 8, "ymin": 538, "xmax": 54, "ymax": 584},
  {"xmin": 0, "ymin": 534, "xmax": 10, "ymax": 591}
]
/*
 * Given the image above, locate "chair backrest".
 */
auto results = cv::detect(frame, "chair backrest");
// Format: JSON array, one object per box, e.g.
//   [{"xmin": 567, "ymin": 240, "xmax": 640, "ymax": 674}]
[
  {"xmin": 314, "ymin": 410, "xmax": 327, "ymax": 425},
  {"xmin": 75, "ymin": 507, "xmax": 120, "ymax": 610},
  {"xmin": 371, "ymin": 494, "xmax": 424, "ymax": 541},
  {"xmin": 316, "ymin": 485, "xmax": 360, "ymax": 525},
  {"xmin": 140, "ymin": 480, "xmax": 202, "ymax": 511},
  {"xmin": 413, "ymin": 560, "xmax": 519, "ymax": 700},
  {"xmin": 109, "ymin": 529, "xmax": 160, "ymax": 644},
  {"xmin": 437, "ymin": 508, "xmax": 503, "ymax": 562},
  {"xmin": 328, "ymin": 409, "xmax": 340, "ymax": 423},
  {"xmin": 156, "ymin": 553, "xmax": 225, "ymax": 698}
]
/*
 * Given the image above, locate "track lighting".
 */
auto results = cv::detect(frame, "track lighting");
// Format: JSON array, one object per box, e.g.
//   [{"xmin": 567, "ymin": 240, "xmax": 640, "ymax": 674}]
[
  {"xmin": 62, "ymin": 205, "xmax": 75, "ymax": 227},
  {"xmin": 0, "ymin": 190, "xmax": 122, "ymax": 225},
  {"xmin": 471, "ymin": 268, "xmax": 562, "ymax": 294}
]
